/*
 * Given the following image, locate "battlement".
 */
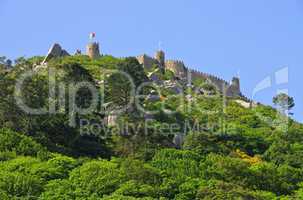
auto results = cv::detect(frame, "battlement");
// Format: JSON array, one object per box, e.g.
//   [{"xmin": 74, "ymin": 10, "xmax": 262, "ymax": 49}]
[
  {"xmin": 189, "ymin": 69, "xmax": 229, "ymax": 85},
  {"xmin": 135, "ymin": 49, "xmax": 241, "ymax": 97},
  {"xmin": 136, "ymin": 54, "xmax": 158, "ymax": 69},
  {"xmin": 41, "ymin": 41, "xmax": 242, "ymax": 98},
  {"xmin": 165, "ymin": 60, "xmax": 185, "ymax": 65},
  {"xmin": 188, "ymin": 68, "xmax": 241, "ymax": 97},
  {"xmin": 165, "ymin": 60, "xmax": 186, "ymax": 78}
]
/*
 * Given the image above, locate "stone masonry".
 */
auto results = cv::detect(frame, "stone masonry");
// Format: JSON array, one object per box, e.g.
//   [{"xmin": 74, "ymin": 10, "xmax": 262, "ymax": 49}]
[
  {"xmin": 41, "ymin": 41, "xmax": 242, "ymax": 98},
  {"xmin": 86, "ymin": 42, "xmax": 100, "ymax": 59},
  {"xmin": 136, "ymin": 50, "xmax": 242, "ymax": 98}
]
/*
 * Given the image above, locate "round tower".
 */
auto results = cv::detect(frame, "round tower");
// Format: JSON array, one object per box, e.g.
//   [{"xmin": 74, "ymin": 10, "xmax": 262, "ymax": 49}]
[
  {"xmin": 86, "ymin": 42, "xmax": 100, "ymax": 59},
  {"xmin": 154, "ymin": 50, "xmax": 165, "ymax": 67}
]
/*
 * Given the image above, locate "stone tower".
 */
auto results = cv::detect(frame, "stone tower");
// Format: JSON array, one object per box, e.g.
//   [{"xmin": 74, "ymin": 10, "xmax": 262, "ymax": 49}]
[
  {"xmin": 86, "ymin": 42, "xmax": 100, "ymax": 59},
  {"xmin": 231, "ymin": 77, "xmax": 240, "ymax": 93},
  {"xmin": 154, "ymin": 50, "xmax": 165, "ymax": 67}
]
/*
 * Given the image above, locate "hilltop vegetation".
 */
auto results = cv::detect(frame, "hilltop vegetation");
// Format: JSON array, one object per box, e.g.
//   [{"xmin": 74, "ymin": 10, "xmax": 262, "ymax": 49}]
[{"xmin": 0, "ymin": 55, "xmax": 302, "ymax": 199}]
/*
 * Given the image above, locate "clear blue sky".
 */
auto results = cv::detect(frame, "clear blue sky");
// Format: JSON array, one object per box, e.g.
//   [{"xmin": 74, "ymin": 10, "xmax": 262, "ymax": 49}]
[{"xmin": 1, "ymin": 0, "xmax": 302, "ymax": 122}]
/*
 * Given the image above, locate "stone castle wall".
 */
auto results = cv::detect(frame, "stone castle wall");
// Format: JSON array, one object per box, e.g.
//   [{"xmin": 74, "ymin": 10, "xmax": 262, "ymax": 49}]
[
  {"xmin": 135, "ymin": 50, "xmax": 242, "ymax": 97},
  {"xmin": 190, "ymin": 69, "xmax": 228, "ymax": 89},
  {"xmin": 42, "ymin": 41, "xmax": 243, "ymax": 99},
  {"xmin": 189, "ymin": 69, "xmax": 241, "ymax": 97},
  {"xmin": 165, "ymin": 60, "xmax": 186, "ymax": 78},
  {"xmin": 136, "ymin": 54, "xmax": 158, "ymax": 69},
  {"xmin": 135, "ymin": 51, "xmax": 241, "ymax": 97},
  {"xmin": 155, "ymin": 50, "xmax": 165, "ymax": 67}
]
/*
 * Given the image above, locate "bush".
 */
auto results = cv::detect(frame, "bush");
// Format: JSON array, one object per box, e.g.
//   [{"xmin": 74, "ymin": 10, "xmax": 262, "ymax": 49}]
[
  {"xmin": 0, "ymin": 171, "xmax": 43, "ymax": 199},
  {"xmin": 0, "ymin": 128, "xmax": 47, "ymax": 158},
  {"xmin": 200, "ymin": 154, "xmax": 252, "ymax": 186},
  {"xmin": 69, "ymin": 160, "xmax": 124, "ymax": 197},
  {"xmin": 152, "ymin": 149, "xmax": 201, "ymax": 182}
]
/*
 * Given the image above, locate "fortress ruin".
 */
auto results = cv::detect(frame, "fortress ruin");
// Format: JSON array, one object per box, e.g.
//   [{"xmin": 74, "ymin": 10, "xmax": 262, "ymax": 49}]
[
  {"xmin": 136, "ymin": 50, "xmax": 242, "ymax": 98},
  {"xmin": 42, "ymin": 40, "xmax": 243, "ymax": 98}
]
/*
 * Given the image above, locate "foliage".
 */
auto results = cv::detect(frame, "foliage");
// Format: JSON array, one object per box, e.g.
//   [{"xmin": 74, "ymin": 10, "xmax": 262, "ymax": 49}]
[
  {"xmin": 0, "ymin": 128, "xmax": 47, "ymax": 159},
  {"xmin": 273, "ymin": 93, "xmax": 295, "ymax": 114},
  {"xmin": 0, "ymin": 55, "xmax": 302, "ymax": 199}
]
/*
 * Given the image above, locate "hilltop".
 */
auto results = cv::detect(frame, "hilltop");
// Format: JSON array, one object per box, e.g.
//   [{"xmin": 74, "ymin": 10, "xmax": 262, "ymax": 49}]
[{"xmin": 0, "ymin": 41, "xmax": 302, "ymax": 199}]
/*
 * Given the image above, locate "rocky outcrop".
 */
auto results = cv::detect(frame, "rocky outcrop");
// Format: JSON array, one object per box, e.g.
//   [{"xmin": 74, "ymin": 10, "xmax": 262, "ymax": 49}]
[
  {"xmin": 235, "ymin": 99, "xmax": 258, "ymax": 109},
  {"xmin": 42, "ymin": 43, "xmax": 69, "ymax": 64},
  {"xmin": 163, "ymin": 80, "xmax": 183, "ymax": 94}
]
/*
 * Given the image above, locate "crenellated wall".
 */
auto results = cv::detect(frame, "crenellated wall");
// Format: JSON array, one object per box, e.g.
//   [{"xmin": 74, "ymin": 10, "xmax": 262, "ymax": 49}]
[
  {"xmin": 136, "ymin": 54, "xmax": 158, "ymax": 69},
  {"xmin": 190, "ymin": 69, "xmax": 228, "ymax": 90},
  {"xmin": 187, "ymin": 69, "xmax": 241, "ymax": 97},
  {"xmin": 136, "ymin": 50, "xmax": 242, "ymax": 98}
]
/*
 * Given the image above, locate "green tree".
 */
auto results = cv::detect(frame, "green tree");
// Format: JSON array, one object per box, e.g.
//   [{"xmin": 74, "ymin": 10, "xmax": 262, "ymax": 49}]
[
  {"xmin": 68, "ymin": 160, "xmax": 124, "ymax": 197},
  {"xmin": 183, "ymin": 132, "xmax": 230, "ymax": 156},
  {"xmin": 119, "ymin": 57, "xmax": 147, "ymax": 87},
  {"xmin": 106, "ymin": 72, "xmax": 133, "ymax": 108},
  {"xmin": 196, "ymin": 180, "xmax": 276, "ymax": 200},
  {"xmin": 114, "ymin": 180, "xmax": 157, "ymax": 198},
  {"xmin": 0, "ymin": 128, "xmax": 47, "ymax": 158},
  {"xmin": 273, "ymin": 93, "xmax": 295, "ymax": 115},
  {"xmin": 106, "ymin": 57, "xmax": 147, "ymax": 109},
  {"xmin": 0, "ymin": 171, "xmax": 43, "ymax": 200},
  {"xmin": 200, "ymin": 154, "xmax": 252, "ymax": 186},
  {"xmin": 39, "ymin": 179, "xmax": 75, "ymax": 200},
  {"xmin": 152, "ymin": 149, "xmax": 201, "ymax": 183}
]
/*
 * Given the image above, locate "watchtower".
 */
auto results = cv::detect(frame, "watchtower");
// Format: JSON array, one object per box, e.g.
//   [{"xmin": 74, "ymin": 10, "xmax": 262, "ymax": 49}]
[
  {"xmin": 86, "ymin": 42, "xmax": 100, "ymax": 59},
  {"xmin": 231, "ymin": 77, "xmax": 240, "ymax": 93},
  {"xmin": 154, "ymin": 50, "xmax": 165, "ymax": 67},
  {"xmin": 232, "ymin": 77, "xmax": 240, "ymax": 87}
]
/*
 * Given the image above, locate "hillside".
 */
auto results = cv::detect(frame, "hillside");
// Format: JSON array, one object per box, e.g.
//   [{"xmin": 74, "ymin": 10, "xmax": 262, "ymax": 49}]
[{"xmin": 0, "ymin": 53, "xmax": 302, "ymax": 199}]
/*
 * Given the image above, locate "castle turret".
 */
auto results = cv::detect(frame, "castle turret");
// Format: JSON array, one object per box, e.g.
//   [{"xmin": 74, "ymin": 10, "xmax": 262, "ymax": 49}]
[
  {"xmin": 230, "ymin": 77, "xmax": 241, "ymax": 95},
  {"xmin": 154, "ymin": 50, "xmax": 165, "ymax": 67},
  {"xmin": 86, "ymin": 42, "xmax": 100, "ymax": 59},
  {"xmin": 232, "ymin": 77, "xmax": 240, "ymax": 90}
]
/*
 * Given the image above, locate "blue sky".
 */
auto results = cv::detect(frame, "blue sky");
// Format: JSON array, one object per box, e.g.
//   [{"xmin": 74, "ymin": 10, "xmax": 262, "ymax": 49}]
[{"xmin": 1, "ymin": 0, "xmax": 302, "ymax": 122}]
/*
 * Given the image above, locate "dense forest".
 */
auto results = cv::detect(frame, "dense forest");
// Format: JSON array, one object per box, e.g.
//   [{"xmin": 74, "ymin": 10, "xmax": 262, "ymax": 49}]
[{"xmin": 0, "ymin": 55, "xmax": 302, "ymax": 199}]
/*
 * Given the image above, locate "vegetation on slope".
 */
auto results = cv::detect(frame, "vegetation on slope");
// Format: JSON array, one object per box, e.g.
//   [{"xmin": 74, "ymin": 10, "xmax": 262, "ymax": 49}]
[{"xmin": 0, "ymin": 55, "xmax": 302, "ymax": 199}]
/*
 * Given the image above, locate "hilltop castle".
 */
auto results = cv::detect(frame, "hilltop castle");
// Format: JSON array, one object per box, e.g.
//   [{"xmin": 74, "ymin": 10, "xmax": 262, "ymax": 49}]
[
  {"xmin": 42, "ymin": 41, "xmax": 242, "ymax": 98},
  {"xmin": 42, "ymin": 42, "xmax": 101, "ymax": 64},
  {"xmin": 136, "ymin": 50, "xmax": 241, "ymax": 97}
]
